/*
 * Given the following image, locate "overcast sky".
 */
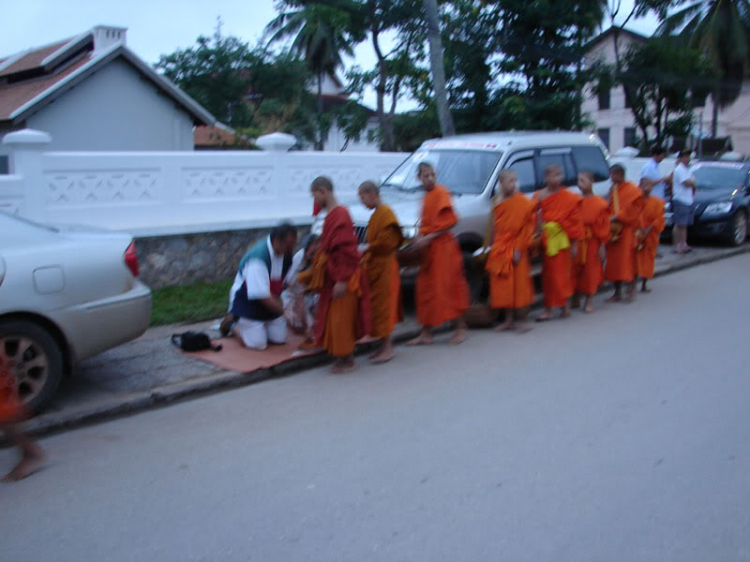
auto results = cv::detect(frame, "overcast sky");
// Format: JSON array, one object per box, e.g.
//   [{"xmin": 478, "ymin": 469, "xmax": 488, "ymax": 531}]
[{"xmin": 3, "ymin": 0, "xmax": 661, "ymax": 111}]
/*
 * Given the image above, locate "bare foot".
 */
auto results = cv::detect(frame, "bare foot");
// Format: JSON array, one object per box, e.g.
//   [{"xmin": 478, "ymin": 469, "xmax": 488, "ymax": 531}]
[
  {"xmin": 330, "ymin": 358, "xmax": 356, "ymax": 374},
  {"xmin": 584, "ymin": 303, "xmax": 594, "ymax": 314},
  {"xmin": 515, "ymin": 322, "xmax": 533, "ymax": 334},
  {"xmin": 536, "ymin": 313, "xmax": 553, "ymax": 322},
  {"xmin": 606, "ymin": 294, "xmax": 622, "ymax": 303},
  {"xmin": 3, "ymin": 446, "xmax": 45, "ymax": 482},
  {"xmin": 494, "ymin": 322, "xmax": 515, "ymax": 332},
  {"xmin": 449, "ymin": 329, "xmax": 466, "ymax": 345},
  {"xmin": 371, "ymin": 350, "xmax": 394, "ymax": 364},
  {"xmin": 560, "ymin": 310, "xmax": 571, "ymax": 319},
  {"xmin": 406, "ymin": 333, "xmax": 433, "ymax": 346},
  {"xmin": 625, "ymin": 292, "xmax": 636, "ymax": 303},
  {"xmin": 641, "ymin": 287, "xmax": 652, "ymax": 293}
]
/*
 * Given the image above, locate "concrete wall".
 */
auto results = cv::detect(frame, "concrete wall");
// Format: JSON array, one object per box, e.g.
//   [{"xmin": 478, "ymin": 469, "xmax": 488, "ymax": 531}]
[
  {"xmin": 0, "ymin": 129, "xmax": 407, "ymax": 236},
  {"xmin": 25, "ymin": 58, "xmax": 195, "ymax": 152},
  {"xmin": 135, "ymin": 224, "xmax": 310, "ymax": 289}
]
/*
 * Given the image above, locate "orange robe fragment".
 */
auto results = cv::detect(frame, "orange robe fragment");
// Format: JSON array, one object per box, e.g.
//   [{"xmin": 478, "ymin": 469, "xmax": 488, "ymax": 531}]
[
  {"xmin": 416, "ymin": 185, "xmax": 469, "ymax": 327},
  {"xmin": 534, "ymin": 189, "xmax": 584, "ymax": 308},
  {"xmin": 0, "ymin": 367, "xmax": 23, "ymax": 424},
  {"xmin": 363, "ymin": 204, "xmax": 404, "ymax": 338},
  {"xmin": 486, "ymin": 192, "xmax": 535, "ymax": 309},
  {"xmin": 572, "ymin": 195, "xmax": 611, "ymax": 296},
  {"xmin": 605, "ymin": 181, "xmax": 645, "ymax": 282},
  {"xmin": 636, "ymin": 196, "xmax": 665, "ymax": 279},
  {"xmin": 308, "ymin": 206, "xmax": 371, "ymax": 357}
]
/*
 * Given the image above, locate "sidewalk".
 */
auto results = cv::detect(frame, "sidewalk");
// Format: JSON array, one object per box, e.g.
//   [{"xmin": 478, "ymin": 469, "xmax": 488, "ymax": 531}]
[{"xmin": 18, "ymin": 241, "xmax": 750, "ymax": 440}]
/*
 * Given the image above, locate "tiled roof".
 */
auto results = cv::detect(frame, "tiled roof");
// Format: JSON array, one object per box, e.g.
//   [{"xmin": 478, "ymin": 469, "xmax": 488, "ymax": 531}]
[
  {"xmin": 0, "ymin": 40, "xmax": 71, "ymax": 78},
  {"xmin": 0, "ymin": 56, "xmax": 91, "ymax": 120}
]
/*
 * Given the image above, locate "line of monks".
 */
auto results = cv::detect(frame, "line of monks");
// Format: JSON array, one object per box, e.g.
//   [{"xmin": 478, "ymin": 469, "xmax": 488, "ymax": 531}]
[{"xmin": 299, "ymin": 161, "xmax": 664, "ymax": 373}]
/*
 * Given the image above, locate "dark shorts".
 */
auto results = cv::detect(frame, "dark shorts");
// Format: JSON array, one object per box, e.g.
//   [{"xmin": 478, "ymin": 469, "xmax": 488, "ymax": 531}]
[{"xmin": 673, "ymin": 200, "xmax": 694, "ymax": 226}]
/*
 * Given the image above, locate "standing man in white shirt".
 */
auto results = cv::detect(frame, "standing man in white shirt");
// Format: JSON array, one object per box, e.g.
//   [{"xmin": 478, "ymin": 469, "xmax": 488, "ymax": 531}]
[
  {"xmin": 639, "ymin": 145, "xmax": 670, "ymax": 201},
  {"xmin": 220, "ymin": 223, "xmax": 299, "ymax": 349},
  {"xmin": 671, "ymin": 149, "xmax": 697, "ymax": 254}
]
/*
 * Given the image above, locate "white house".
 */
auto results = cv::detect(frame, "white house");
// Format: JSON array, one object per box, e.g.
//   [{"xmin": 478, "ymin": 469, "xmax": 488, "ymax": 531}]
[
  {"xmin": 0, "ymin": 25, "xmax": 216, "ymax": 155},
  {"xmin": 304, "ymin": 73, "xmax": 380, "ymax": 152},
  {"xmin": 582, "ymin": 27, "xmax": 750, "ymax": 155}
]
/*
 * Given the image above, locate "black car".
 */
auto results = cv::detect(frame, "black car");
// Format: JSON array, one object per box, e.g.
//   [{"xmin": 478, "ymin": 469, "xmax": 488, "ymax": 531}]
[{"xmin": 665, "ymin": 161, "xmax": 750, "ymax": 246}]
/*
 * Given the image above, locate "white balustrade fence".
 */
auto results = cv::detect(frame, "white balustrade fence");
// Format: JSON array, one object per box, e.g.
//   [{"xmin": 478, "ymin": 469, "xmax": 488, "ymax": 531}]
[{"xmin": 1, "ymin": 130, "xmax": 407, "ymax": 236}]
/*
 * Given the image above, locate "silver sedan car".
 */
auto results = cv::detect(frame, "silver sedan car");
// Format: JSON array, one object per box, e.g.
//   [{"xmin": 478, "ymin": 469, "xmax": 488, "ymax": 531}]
[{"xmin": 0, "ymin": 212, "xmax": 151, "ymax": 413}]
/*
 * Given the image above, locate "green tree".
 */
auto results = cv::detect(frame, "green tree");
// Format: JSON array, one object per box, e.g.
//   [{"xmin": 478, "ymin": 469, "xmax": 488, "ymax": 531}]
[
  {"xmin": 612, "ymin": 37, "xmax": 716, "ymax": 148},
  {"xmin": 657, "ymin": 0, "xmax": 750, "ymax": 136},
  {"xmin": 266, "ymin": 2, "xmax": 361, "ymax": 149}
]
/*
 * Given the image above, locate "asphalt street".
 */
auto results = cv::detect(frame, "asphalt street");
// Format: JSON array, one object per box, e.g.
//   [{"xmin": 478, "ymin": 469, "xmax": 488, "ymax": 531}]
[{"xmin": 3, "ymin": 254, "xmax": 750, "ymax": 562}]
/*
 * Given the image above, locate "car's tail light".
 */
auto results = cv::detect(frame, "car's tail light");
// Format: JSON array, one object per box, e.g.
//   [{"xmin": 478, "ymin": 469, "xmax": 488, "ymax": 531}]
[{"xmin": 124, "ymin": 242, "xmax": 139, "ymax": 277}]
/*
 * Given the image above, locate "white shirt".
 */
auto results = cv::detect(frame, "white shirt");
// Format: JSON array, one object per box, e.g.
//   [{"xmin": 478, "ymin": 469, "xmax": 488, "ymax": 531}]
[
  {"xmin": 672, "ymin": 162, "xmax": 695, "ymax": 205},
  {"xmin": 640, "ymin": 158, "xmax": 666, "ymax": 200},
  {"xmin": 228, "ymin": 236, "xmax": 288, "ymax": 311}
]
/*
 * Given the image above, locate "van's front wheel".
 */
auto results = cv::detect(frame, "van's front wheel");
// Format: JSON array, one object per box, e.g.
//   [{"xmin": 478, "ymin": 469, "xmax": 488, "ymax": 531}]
[{"xmin": 463, "ymin": 253, "xmax": 488, "ymax": 304}]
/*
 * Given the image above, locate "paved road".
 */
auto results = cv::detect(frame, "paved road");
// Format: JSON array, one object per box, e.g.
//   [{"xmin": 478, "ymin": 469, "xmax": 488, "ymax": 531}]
[{"xmin": 3, "ymin": 254, "xmax": 750, "ymax": 562}]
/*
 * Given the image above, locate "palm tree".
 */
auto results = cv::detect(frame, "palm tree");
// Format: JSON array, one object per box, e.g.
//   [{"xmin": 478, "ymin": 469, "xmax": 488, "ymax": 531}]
[
  {"xmin": 657, "ymin": 0, "xmax": 750, "ymax": 136},
  {"xmin": 266, "ymin": 4, "xmax": 355, "ymax": 149}
]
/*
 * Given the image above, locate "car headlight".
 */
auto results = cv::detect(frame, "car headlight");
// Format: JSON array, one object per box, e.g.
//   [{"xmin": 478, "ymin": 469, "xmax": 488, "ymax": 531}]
[{"xmin": 703, "ymin": 202, "xmax": 733, "ymax": 216}]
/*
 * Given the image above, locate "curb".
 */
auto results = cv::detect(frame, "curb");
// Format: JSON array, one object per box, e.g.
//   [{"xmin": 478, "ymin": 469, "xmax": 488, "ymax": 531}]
[{"xmin": 10, "ymin": 244, "xmax": 750, "ymax": 444}]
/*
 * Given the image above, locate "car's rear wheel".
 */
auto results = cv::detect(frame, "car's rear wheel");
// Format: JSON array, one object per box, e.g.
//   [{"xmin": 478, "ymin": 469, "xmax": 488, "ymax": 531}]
[
  {"xmin": 0, "ymin": 321, "xmax": 63, "ymax": 415},
  {"xmin": 725, "ymin": 210, "xmax": 748, "ymax": 247}
]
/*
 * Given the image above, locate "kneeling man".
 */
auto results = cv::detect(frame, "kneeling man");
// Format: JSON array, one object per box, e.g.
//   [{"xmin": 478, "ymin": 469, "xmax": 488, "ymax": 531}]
[{"xmin": 222, "ymin": 223, "xmax": 298, "ymax": 349}]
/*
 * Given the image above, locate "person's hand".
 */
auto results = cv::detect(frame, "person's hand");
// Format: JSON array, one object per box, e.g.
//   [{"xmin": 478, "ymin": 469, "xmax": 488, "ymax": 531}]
[
  {"xmin": 332, "ymin": 281, "xmax": 347, "ymax": 300},
  {"xmin": 512, "ymin": 249, "xmax": 522, "ymax": 264}
]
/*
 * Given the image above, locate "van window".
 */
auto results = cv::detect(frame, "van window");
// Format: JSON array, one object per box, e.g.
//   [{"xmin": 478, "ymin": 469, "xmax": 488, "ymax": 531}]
[
  {"xmin": 382, "ymin": 150, "xmax": 502, "ymax": 194},
  {"xmin": 572, "ymin": 146, "xmax": 609, "ymax": 182},
  {"xmin": 508, "ymin": 158, "xmax": 536, "ymax": 193},
  {"xmin": 538, "ymin": 151, "xmax": 577, "ymax": 187}
]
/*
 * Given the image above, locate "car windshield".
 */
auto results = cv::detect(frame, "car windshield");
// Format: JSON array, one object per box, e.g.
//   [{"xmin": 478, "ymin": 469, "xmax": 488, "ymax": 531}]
[
  {"xmin": 692, "ymin": 165, "xmax": 748, "ymax": 190},
  {"xmin": 382, "ymin": 149, "xmax": 502, "ymax": 195}
]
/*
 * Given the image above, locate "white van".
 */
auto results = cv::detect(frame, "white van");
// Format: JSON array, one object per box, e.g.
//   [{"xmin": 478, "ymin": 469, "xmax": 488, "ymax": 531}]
[{"xmin": 347, "ymin": 131, "xmax": 611, "ymax": 297}]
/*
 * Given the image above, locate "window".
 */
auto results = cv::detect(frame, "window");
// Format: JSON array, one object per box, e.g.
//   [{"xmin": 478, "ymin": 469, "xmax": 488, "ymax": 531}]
[
  {"xmin": 0, "ymin": 156, "xmax": 8, "ymax": 175},
  {"xmin": 572, "ymin": 146, "xmax": 610, "ymax": 182},
  {"xmin": 597, "ymin": 128, "xmax": 610, "ymax": 150},
  {"xmin": 508, "ymin": 158, "xmax": 537, "ymax": 193},
  {"xmin": 624, "ymin": 128, "xmax": 637, "ymax": 148},
  {"xmin": 538, "ymin": 150, "xmax": 577, "ymax": 187},
  {"xmin": 598, "ymin": 85, "xmax": 611, "ymax": 110}
]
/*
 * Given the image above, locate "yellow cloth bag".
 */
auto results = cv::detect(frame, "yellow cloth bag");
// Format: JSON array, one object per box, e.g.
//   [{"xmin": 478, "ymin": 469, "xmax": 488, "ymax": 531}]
[{"xmin": 542, "ymin": 221, "xmax": 570, "ymax": 257}]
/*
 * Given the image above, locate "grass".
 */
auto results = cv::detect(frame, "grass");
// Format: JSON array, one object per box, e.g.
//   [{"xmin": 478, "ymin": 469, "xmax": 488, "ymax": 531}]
[{"xmin": 151, "ymin": 279, "xmax": 232, "ymax": 326}]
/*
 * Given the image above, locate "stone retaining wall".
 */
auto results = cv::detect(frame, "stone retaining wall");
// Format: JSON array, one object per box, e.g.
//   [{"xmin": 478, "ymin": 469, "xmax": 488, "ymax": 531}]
[{"xmin": 135, "ymin": 225, "xmax": 311, "ymax": 289}]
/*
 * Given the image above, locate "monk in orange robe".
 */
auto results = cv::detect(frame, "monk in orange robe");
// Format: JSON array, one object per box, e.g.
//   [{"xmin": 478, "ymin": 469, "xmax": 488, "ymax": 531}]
[
  {"xmin": 306, "ymin": 176, "xmax": 372, "ymax": 373},
  {"xmin": 407, "ymin": 162, "xmax": 469, "ymax": 346},
  {"xmin": 1, "ymin": 359, "xmax": 45, "ymax": 481},
  {"xmin": 605, "ymin": 164, "xmax": 645, "ymax": 303},
  {"xmin": 486, "ymin": 169, "xmax": 535, "ymax": 333},
  {"xmin": 635, "ymin": 181, "xmax": 665, "ymax": 293},
  {"xmin": 571, "ymin": 171, "xmax": 611, "ymax": 314},
  {"xmin": 358, "ymin": 181, "xmax": 404, "ymax": 364},
  {"xmin": 534, "ymin": 164, "xmax": 584, "ymax": 321}
]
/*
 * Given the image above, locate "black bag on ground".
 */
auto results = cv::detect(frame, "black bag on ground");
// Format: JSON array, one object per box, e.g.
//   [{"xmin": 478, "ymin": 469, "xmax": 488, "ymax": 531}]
[{"xmin": 171, "ymin": 331, "xmax": 223, "ymax": 352}]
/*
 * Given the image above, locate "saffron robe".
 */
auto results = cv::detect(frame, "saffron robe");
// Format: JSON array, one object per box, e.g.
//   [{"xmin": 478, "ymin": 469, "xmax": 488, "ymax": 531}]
[
  {"xmin": 363, "ymin": 205, "xmax": 404, "ymax": 338},
  {"xmin": 416, "ymin": 185, "xmax": 469, "ymax": 327},
  {"xmin": 534, "ymin": 189, "xmax": 584, "ymax": 308},
  {"xmin": 307, "ymin": 206, "xmax": 371, "ymax": 357},
  {"xmin": 636, "ymin": 196, "xmax": 665, "ymax": 279},
  {"xmin": 486, "ymin": 193, "xmax": 535, "ymax": 309},
  {"xmin": 605, "ymin": 181, "xmax": 645, "ymax": 282},
  {"xmin": 0, "ymin": 366, "xmax": 23, "ymax": 424},
  {"xmin": 572, "ymin": 195, "xmax": 611, "ymax": 295}
]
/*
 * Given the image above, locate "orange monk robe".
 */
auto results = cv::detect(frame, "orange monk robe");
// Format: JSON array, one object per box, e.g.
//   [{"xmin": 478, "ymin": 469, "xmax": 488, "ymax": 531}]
[
  {"xmin": 535, "ymin": 190, "xmax": 584, "ymax": 308},
  {"xmin": 363, "ymin": 204, "xmax": 404, "ymax": 338},
  {"xmin": 307, "ymin": 206, "xmax": 372, "ymax": 357},
  {"xmin": 572, "ymin": 195, "xmax": 611, "ymax": 296},
  {"xmin": 605, "ymin": 181, "xmax": 645, "ymax": 282},
  {"xmin": 486, "ymin": 193, "xmax": 535, "ymax": 309},
  {"xmin": 636, "ymin": 196, "xmax": 665, "ymax": 279},
  {"xmin": 0, "ymin": 367, "xmax": 23, "ymax": 424},
  {"xmin": 416, "ymin": 185, "xmax": 469, "ymax": 327}
]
